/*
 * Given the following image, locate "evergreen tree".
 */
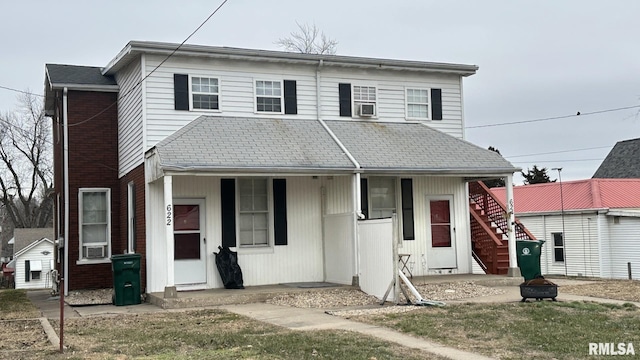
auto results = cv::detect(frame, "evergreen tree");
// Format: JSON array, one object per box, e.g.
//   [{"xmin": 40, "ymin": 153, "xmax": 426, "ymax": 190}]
[
  {"xmin": 521, "ymin": 165, "xmax": 556, "ymax": 185},
  {"xmin": 483, "ymin": 146, "xmax": 506, "ymax": 188}
]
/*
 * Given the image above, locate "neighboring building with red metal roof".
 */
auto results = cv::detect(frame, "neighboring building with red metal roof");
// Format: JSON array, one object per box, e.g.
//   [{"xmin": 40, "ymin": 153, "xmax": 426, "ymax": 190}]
[
  {"xmin": 489, "ymin": 179, "xmax": 640, "ymax": 280},
  {"xmin": 491, "ymin": 178, "xmax": 640, "ymax": 214}
]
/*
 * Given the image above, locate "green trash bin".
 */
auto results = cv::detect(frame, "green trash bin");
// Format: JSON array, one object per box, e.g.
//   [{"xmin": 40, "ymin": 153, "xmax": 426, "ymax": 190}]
[
  {"xmin": 111, "ymin": 253, "xmax": 142, "ymax": 306},
  {"xmin": 516, "ymin": 240, "xmax": 545, "ymax": 281}
]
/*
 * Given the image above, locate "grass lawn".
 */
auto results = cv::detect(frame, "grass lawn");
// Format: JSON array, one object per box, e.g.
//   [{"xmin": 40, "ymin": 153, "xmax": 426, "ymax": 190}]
[
  {"xmin": 0, "ymin": 289, "xmax": 41, "ymax": 319},
  {"xmin": 41, "ymin": 309, "xmax": 441, "ymax": 360},
  {"xmin": 356, "ymin": 301, "xmax": 640, "ymax": 360}
]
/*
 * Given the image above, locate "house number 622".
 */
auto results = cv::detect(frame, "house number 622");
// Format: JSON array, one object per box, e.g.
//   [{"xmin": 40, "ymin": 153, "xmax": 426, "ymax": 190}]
[{"xmin": 166, "ymin": 204, "xmax": 172, "ymax": 226}]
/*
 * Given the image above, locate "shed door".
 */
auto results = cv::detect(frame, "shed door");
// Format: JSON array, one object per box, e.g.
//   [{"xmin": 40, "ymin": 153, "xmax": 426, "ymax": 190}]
[
  {"xmin": 426, "ymin": 196, "xmax": 457, "ymax": 269},
  {"xmin": 174, "ymin": 199, "xmax": 206, "ymax": 285}
]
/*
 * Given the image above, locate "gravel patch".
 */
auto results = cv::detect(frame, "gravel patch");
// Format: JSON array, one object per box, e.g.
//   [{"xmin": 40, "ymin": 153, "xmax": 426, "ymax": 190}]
[
  {"xmin": 66, "ymin": 288, "xmax": 113, "ymax": 306},
  {"xmin": 268, "ymin": 281, "xmax": 505, "ymax": 317}
]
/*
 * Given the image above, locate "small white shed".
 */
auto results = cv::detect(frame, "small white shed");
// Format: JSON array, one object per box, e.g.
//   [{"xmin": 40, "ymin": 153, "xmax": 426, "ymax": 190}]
[{"xmin": 11, "ymin": 228, "xmax": 55, "ymax": 290}]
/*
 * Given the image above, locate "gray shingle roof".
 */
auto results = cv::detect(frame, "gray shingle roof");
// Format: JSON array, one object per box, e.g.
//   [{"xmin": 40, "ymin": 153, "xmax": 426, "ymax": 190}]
[
  {"xmin": 155, "ymin": 117, "xmax": 356, "ymax": 172},
  {"xmin": 325, "ymin": 120, "xmax": 517, "ymax": 174},
  {"xmin": 154, "ymin": 116, "xmax": 517, "ymax": 175},
  {"xmin": 593, "ymin": 138, "xmax": 640, "ymax": 178},
  {"xmin": 46, "ymin": 64, "xmax": 117, "ymax": 87},
  {"xmin": 13, "ymin": 228, "xmax": 55, "ymax": 255}
]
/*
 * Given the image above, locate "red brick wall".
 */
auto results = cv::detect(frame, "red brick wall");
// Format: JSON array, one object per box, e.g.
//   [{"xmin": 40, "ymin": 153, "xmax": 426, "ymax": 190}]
[
  {"xmin": 119, "ymin": 164, "xmax": 147, "ymax": 292},
  {"xmin": 65, "ymin": 90, "xmax": 120, "ymax": 290}
]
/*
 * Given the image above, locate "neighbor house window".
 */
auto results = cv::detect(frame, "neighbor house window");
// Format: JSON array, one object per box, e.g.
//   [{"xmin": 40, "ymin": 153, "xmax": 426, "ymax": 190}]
[
  {"xmin": 79, "ymin": 189, "xmax": 110, "ymax": 261},
  {"xmin": 552, "ymin": 232, "xmax": 564, "ymax": 262},
  {"xmin": 369, "ymin": 177, "xmax": 396, "ymax": 219},
  {"xmin": 406, "ymin": 88, "xmax": 430, "ymax": 119},
  {"xmin": 191, "ymin": 77, "xmax": 219, "ymax": 110},
  {"xmin": 353, "ymin": 85, "xmax": 377, "ymax": 116},
  {"xmin": 255, "ymin": 80, "xmax": 282, "ymax": 113},
  {"xmin": 239, "ymin": 178, "xmax": 269, "ymax": 246}
]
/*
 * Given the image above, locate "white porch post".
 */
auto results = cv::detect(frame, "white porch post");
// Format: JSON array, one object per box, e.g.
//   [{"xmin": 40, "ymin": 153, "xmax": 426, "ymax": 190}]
[
  {"xmin": 352, "ymin": 173, "xmax": 361, "ymax": 286},
  {"xmin": 506, "ymin": 174, "xmax": 521, "ymax": 277},
  {"xmin": 163, "ymin": 175, "xmax": 177, "ymax": 297}
]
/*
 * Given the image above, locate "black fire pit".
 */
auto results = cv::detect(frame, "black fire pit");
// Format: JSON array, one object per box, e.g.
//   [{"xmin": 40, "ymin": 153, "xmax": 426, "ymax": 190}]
[{"xmin": 520, "ymin": 277, "xmax": 558, "ymax": 302}]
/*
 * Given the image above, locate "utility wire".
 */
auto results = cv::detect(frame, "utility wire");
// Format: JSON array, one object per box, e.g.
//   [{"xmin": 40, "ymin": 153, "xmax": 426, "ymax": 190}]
[
  {"xmin": 505, "ymin": 145, "xmax": 612, "ymax": 158},
  {"xmin": 0, "ymin": 0, "xmax": 230, "ymax": 172},
  {"xmin": 466, "ymin": 105, "xmax": 640, "ymax": 129},
  {"xmin": 511, "ymin": 158, "xmax": 604, "ymax": 164},
  {"xmin": 69, "ymin": 0, "xmax": 229, "ymax": 128},
  {"xmin": 0, "ymin": 85, "xmax": 44, "ymax": 97}
]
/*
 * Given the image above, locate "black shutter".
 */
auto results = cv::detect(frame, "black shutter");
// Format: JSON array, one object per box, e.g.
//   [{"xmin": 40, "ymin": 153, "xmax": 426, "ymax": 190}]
[
  {"xmin": 360, "ymin": 178, "xmax": 368, "ymax": 219},
  {"xmin": 401, "ymin": 179, "xmax": 415, "ymax": 240},
  {"xmin": 174, "ymin": 74, "xmax": 189, "ymax": 111},
  {"xmin": 221, "ymin": 179, "xmax": 236, "ymax": 248},
  {"xmin": 273, "ymin": 179, "xmax": 288, "ymax": 246},
  {"xmin": 339, "ymin": 83, "xmax": 352, "ymax": 117},
  {"xmin": 283, "ymin": 80, "xmax": 297, "ymax": 115},
  {"xmin": 25, "ymin": 260, "xmax": 30, "ymax": 282},
  {"xmin": 431, "ymin": 88, "xmax": 442, "ymax": 120}
]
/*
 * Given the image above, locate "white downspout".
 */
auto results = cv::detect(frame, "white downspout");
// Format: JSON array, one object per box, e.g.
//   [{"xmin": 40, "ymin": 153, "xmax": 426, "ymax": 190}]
[
  {"xmin": 315, "ymin": 60, "xmax": 363, "ymax": 283},
  {"xmin": 505, "ymin": 174, "xmax": 520, "ymax": 277},
  {"xmin": 63, "ymin": 88, "xmax": 69, "ymax": 296}
]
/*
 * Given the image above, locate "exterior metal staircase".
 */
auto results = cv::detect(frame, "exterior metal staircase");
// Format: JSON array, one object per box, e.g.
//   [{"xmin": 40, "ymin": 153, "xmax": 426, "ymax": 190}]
[{"xmin": 468, "ymin": 181, "xmax": 536, "ymax": 274}]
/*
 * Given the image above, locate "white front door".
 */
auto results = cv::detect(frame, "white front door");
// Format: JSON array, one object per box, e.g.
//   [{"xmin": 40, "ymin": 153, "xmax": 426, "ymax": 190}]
[
  {"xmin": 426, "ymin": 196, "xmax": 457, "ymax": 269},
  {"xmin": 173, "ymin": 199, "xmax": 207, "ymax": 285}
]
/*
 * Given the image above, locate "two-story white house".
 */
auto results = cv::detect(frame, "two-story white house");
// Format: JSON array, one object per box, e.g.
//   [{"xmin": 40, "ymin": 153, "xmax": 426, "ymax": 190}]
[{"xmin": 44, "ymin": 41, "xmax": 519, "ymax": 296}]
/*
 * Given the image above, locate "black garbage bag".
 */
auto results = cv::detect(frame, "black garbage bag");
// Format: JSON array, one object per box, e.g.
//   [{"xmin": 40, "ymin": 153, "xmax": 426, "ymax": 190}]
[{"xmin": 214, "ymin": 246, "xmax": 244, "ymax": 289}]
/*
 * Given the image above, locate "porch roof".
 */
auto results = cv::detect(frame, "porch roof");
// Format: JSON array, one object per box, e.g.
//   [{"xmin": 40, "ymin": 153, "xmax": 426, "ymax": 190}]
[
  {"xmin": 325, "ymin": 120, "xmax": 517, "ymax": 175},
  {"xmin": 154, "ymin": 116, "xmax": 356, "ymax": 173},
  {"xmin": 152, "ymin": 116, "xmax": 517, "ymax": 176}
]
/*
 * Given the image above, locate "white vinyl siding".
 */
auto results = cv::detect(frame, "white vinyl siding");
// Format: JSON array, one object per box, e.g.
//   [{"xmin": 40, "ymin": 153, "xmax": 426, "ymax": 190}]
[
  {"xmin": 78, "ymin": 189, "xmax": 111, "ymax": 262},
  {"xmin": 517, "ymin": 212, "xmax": 601, "ymax": 277},
  {"xmin": 319, "ymin": 67, "xmax": 464, "ymax": 138},
  {"xmin": 146, "ymin": 176, "xmax": 324, "ymax": 292},
  {"xmin": 141, "ymin": 54, "xmax": 465, "ymax": 149},
  {"xmin": 604, "ymin": 215, "xmax": 640, "ymax": 279},
  {"xmin": 13, "ymin": 241, "xmax": 55, "ymax": 290},
  {"xmin": 116, "ymin": 58, "xmax": 144, "ymax": 177}
]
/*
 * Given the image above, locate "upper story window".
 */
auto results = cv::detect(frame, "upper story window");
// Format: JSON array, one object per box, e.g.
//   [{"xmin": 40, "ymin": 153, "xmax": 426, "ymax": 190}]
[
  {"xmin": 191, "ymin": 77, "xmax": 219, "ymax": 110},
  {"xmin": 255, "ymin": 80, "xmax": 283, "ymax": 113},
  {"xmin": 79, "ymin": 189, "xmax": 111, "ymax": 262},
  {"xmin": 353, "ymin": 85, "xmax": 377, "ymax": 117},
  {"xmin": 406, "ymin": 88, "xmax": 429, "ymax": 119}
]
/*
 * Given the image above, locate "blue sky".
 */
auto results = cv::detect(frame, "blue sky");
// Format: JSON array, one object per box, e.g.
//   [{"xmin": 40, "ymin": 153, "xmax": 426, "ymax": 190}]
[{"xmin": 2, "ymin": 0, "xmax": 639, "ymax": 183}]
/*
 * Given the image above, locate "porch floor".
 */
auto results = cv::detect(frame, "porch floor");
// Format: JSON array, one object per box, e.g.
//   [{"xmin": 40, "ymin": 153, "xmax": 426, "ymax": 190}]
[{"xmin": 148, "ymin": 274, "xmax": 523, "ymax": 309}]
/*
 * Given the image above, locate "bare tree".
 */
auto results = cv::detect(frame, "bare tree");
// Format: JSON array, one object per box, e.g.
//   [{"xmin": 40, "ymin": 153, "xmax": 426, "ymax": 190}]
[
  {"xmin": 0, "ymin": 92, "xmax": 53, "ymax": 229},
  {"xmin": 276, "ymin": 22, "xmax": 338, "ymax": 55}
]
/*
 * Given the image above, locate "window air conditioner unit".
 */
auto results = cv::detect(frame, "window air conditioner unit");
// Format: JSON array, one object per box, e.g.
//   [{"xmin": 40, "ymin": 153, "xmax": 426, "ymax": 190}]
[
  {"xmin": 86, "ymin": 246, "xmax": 105, "ymax": 259},
  {"xmin": 358, "ymin": 103, "xmax": 376, "ymax": 117}
]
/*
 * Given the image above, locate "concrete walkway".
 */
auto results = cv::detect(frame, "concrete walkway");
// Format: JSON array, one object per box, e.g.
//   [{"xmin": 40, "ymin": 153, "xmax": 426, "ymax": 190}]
[{"xmin": 220, "ymin": 303, "xmax": 496, "ymax": 360}]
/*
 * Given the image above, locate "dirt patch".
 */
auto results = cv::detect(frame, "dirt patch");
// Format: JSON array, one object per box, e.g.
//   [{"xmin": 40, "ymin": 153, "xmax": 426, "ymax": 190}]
[
  {"xmin": 65, "ymin": 288, "xmax": 113, "ymax": 306},
  {"xmin": 561, "ymin": 279, "xmax": 640, "ymax": 302},
  {"xmin": 0, "ymin": 319, "xmax": 52, "ymax": 351}
]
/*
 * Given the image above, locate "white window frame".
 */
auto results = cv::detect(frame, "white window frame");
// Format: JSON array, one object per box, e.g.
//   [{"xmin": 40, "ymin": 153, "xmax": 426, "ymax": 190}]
[
  {"xmin": 78, "ymin": 188, "xmax": 111, "ymax": 264},
  {"xmin": 405, "ymin": 88, "xmax": 431, "ymax": 120},
  {"xmin": 352, "ymin": 85, "xmax": 378, "ymax": 118},
  {"xmin": 552, "ymin": 232, "xmax": 564, "ymax": 263},
  {"xmin": 367, "ymin": 176, "xmax": 398, "ymax": 220},
  {"xmin": 254, "ymin": 79, "xmax": 284, "ymax": 114},
  {"xmin": 237, "ymin": 178, "xmax": 273, "ymax": 249},
  {"xmin": 189, "ymin": 75, "xmax": 221, "ymax": 111}
]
